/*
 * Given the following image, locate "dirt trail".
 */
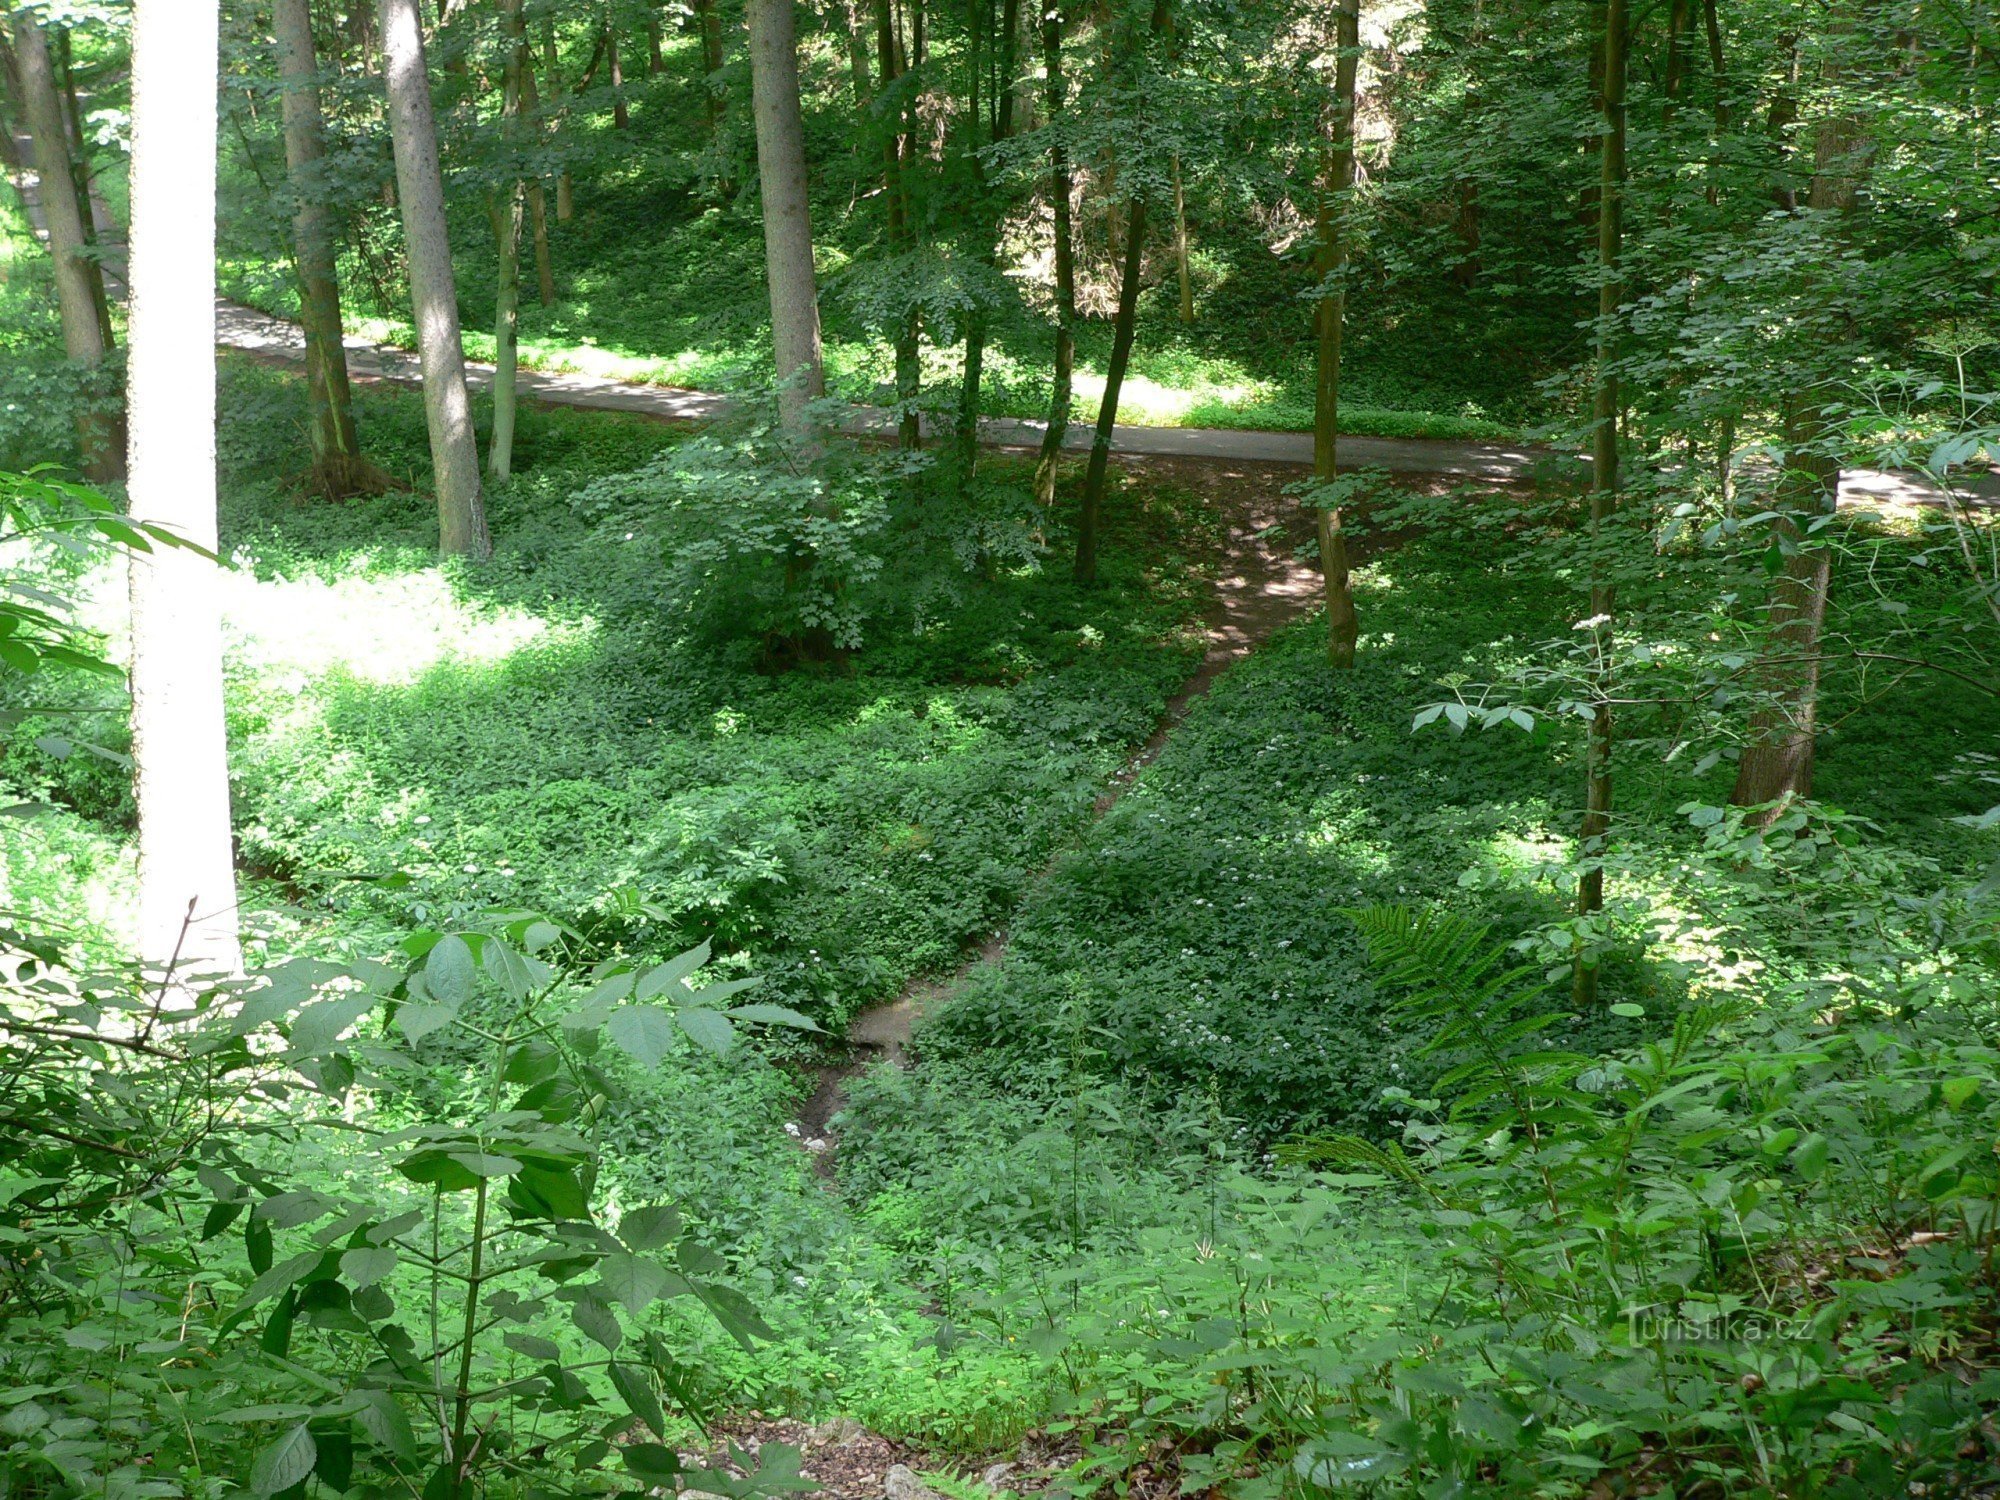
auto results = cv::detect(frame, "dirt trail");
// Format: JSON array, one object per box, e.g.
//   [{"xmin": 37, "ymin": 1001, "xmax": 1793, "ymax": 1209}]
[{"xmin": 794, "ymin": 457, "xmax": 1329, "ymax": 1140}]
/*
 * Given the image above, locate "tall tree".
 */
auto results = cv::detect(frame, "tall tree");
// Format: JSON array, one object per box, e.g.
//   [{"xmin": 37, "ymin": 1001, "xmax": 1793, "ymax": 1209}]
[
  {"xmin": 1073, "ymin": 0, "xmax": 1171, "ymax": 586},
  {"xmin": 274, "ymin": 0, "xmax": 371, "ymax": 497},
  {"xmin": 1031, "ymin": 0, "xmax": 1076, "ymax": 510},
  {"xmin": 126, "ymin": 0, "xmax": 241, "ymax": 976},
  {"xmin": 488, "ymin": 0, "xmax": 532, "ymax": 483},
  {"xmin": 380, "ymin": 0, "xmax": 492, "ymax": 557},
  {"xmin": 1728, "ymin": 55, "xmax": 1865, "ymax": 815},
  {"xmin": 745, "ymin": 0, "xmax": 826, "ymax": 439},
  {"xmin": 1575, "ymin": 0, "xmax": 1625, "ymax": 1007},
  {"xmin": 1312, "ymin": 0, "xmax": 1361, "ymax": 669},
  {"xmin": 6, "ymin": 12, "xmax": 121, "ymax": 482},
  {"xmin": 954, "ymin": 0, "xmax": 1020, "ymax": 490},
  {"xmin": 877, "ymin": 0, "xmax": 922, "ymax": 451}
]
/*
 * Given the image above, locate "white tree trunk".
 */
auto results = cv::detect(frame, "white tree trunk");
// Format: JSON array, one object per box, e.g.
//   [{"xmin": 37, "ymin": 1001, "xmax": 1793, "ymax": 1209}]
[
  {"xmin": 126, "ymin": 0, "xmax": 241, "ymax": 977},
  {"xmin": 380, "ymin": 0, "xmax": 491, "ymax": 558},
  {"xmin": 745, "ymin": 0, "xmax": 825, "ymax": 438}
]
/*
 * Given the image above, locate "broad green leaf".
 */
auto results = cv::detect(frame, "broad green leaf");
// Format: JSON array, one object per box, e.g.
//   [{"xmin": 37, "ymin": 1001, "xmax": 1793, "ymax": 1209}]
[
  {"xmin": 723, "ymin": 1002, "xmax": 821, "ymax": 1033},
  {"xmin": 425, "ymin": 934, "xmax": 476, "ymax": 1007},
  {"xmin": 676, "ymin": 1006, "xmax": 735, "ymax": 1058},
  {"xmin": 599, "ymin": 1252, "xmax": 670, "ymax": 1316},
  {"xmin": 607, "ymin": 1005, "xmax": 678, "ymax": 1069},
  {"xmin": 395, "ymin": 1002, "xmax": 456, "ymax": 1046},
  {"xmin": 288, "ymin": 994, "xmax": 376, "ymax": 1057},
  {"xmin": 249, "ymin": 1424, "xmax": 317, "ymax": 1496},
  {"xmin": 353, "ymin": 1391, "xmax": 417, "ymax": 1461},
  {"xmin": 609, "ymin": 1361, "xmax": 667, "ymax": 1438},
  {"xmin": 503, "ymin": 1332, "xmax": 561, "ymax": 1361},
  {"xmin": 620, "ymin": 1204, "xmax": 681, "ymax": 1253},
  {"xmin": 339, "ymin": 1247, "xmax": 397, "ymax": 1289},
  {"xmin": 635, "ymin": 942, "xmax": 711, "ymax": 999},
  {"xmin": 571, "ymin": 1292, "xmax": 623, "ymax": 1352}
]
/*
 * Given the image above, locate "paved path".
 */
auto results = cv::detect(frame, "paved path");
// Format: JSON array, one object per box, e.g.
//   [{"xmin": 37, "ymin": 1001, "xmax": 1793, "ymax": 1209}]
[{"xmin": 214, "ymin": 302, "xmax": 1998, "ymax": 506}]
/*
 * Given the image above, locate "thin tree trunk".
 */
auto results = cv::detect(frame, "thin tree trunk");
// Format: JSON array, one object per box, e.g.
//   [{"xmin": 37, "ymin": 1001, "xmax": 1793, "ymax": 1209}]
[
  {"xmin": 1171, "ymin": 153, "xmax": 1191, "ymax": 322},
  {"xmin": 54, "ymin": 30, "xmax": 113, "ymax": 351},
  {"xmin": 381, "ymin": 0, "xmax": 491, "ymax": 558},
  {"xmin": 126, "ymin": 0, "xmax": 241, "ymax": 977},
  {"xmin": 489, "ymin": 0, "xmax": 531, "ymax": 482},
  {"xmin": 647, "ymin": 9, "xmax": 666, "ymax": 73},
  {"xmin": 876, "ymin": 0, "xmax": 921, "ymax": 450},
  {"xmin": 1664, "ymin": 0, "xmax": 1690, "ymax": 108},
  {"xmin": 546, "ymin": 19, "xmax": 574, "ymax": 218},
  {"xmin": 1729, "ymin": 108, "xmax": 1862, "ymax": 815},
  {"xmin": 1575, "ymin": 0, "xmax": 1625, "ymax": 1007},
  {"xmin": 1032, "ymin": 0, "xmax": 1075, "ymax": 510},
  {"xmin": 844, "ymin": 0, "xmax": 873, "ymax": 108},
  {"xmin": 9, "ymin": 13, "xmax": 121, "ymax": 482},
  {"xmin": 699, "ymin": 0, "xmax": 727, "ymax": 134},
  {"xmin": 1313, "ymin": 0, "xmax": 1360, "ymax": 668},
  {"xmin": 1702, "ymin": 0, "xmax": 1728, "ymax": 203},
  {"xmin": 1073, "ymin": 199, "xmax": 1145, "ymax": 584},
  {"xmin": 746, "ymin": 0, "xmax": 826, "ymax": 440},
  {"xmin": 275, "ymin": 0, "xmax": 369, "ymax": 497},
  {"xmin": 608, "ymin": 14, "xmax": 629, "ymax": 129},
  {"xmin": 516, "ymin": 38, "xmax": 557, "ymax": 306},
  {"xmin": 1073, "ymin": 0, "xmax": 1169, "ymax": 584}
]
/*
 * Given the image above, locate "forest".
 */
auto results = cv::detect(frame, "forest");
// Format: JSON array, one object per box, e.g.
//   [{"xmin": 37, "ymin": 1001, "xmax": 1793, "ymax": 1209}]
[{"xmin": 2, "ymin": 0, "xmax": 1999, "ymax": 1495}]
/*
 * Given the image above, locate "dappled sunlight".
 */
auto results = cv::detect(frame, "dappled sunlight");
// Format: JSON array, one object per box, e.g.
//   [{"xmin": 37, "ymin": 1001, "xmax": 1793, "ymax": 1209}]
[{"xmin": 219, "ymin": 561, "xmax": 589, "ymax": 689}]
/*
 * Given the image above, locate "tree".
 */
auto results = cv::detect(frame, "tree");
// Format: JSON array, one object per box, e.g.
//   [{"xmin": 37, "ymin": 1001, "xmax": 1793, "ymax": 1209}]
[
  {"xmin": 380, "ymin": 0, "xmax": 491, "ymax": 558},
  {"xmin": 488, "ymin": 0, "xmax": 532, "ymax": 483},
  {"xmin": 1031, "ymin": 0, "xmax": 1076, "ymax": 510},
  {"xmin": 876, "ymin": 0, "xmax": 922, "ymax": 451},
  {"xmin": 745, "ymin": 0, "xmax": 825, "ymax": 440},
  {"xmin": 953, "ymin": 0, "xmax": 1021, "ymax": 491},
  {"xmin": 125, "ymin": 0, "xmax": 241, "ymax": 976},
  {"xmin": 1574, "ymin": 0, "xmax": 1624, "ymax": 1007},
  {"xmin": 1312, "ymin": 0, "xmax": 1361, "ymax": 669},
  {"xmin": 273, "ymin": 0, "xmax": 373, "ymax": 498},
  {"xmin": 1073, "ymin": 0, "xmax": 1172, "ymax": 586},
  {"xmin": 5, "ymin": 11, "xmax": 122, "ymax": 482}
]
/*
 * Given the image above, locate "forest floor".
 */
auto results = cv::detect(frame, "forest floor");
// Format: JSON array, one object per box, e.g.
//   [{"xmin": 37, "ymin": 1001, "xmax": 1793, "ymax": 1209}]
[{"xmin": 797, "ymin": 455, "xmax": 1342, "ymax": 1138}]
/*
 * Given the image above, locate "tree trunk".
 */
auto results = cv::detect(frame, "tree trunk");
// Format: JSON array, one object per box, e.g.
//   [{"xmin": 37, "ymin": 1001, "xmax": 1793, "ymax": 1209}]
[
  {"xmin": 1171, "ymin": 153, "xmax": 1192, "ymax": 322},
  {"xmin": 275, "ymin": 0, "xmax": 369, "ymax": 497},
  {"xmin": 9, "ymin": 13, "xmax": 122, "ymax": 482},
  {"xmin": 1031, "ymin": 0, "xmax": 1075, "ymax": 510},
  {"xmin": 843, "ymin": 0, "xmax": 873, "ymax": 109},
  {"xmin": 1073, "ymin": 0, "xmax": 1169, "ymax": 584},
  {"xmin": 1664, "ymin": 0, "xmax": 1690, "ymax": 108},
  {"xmin": 54, "ymin": 30, "xmax": 114, "ymax": 352},
  {"xmin": 1728, "ymin": 398, "xmax": 1837, "ymax": 810},
  {"xmin": 488, "ymin": 0, "xmax": 532, "ymax": 483},
  {"xmin": 1313, "ymin": 0, "xmax": 1361, "ymax": 669},
  {"xmin": 1575, "ymin": 0, "xmax": 1625, "ymax": 1008},
  {"xmin": 746, "ymin": 0, "xmax": 827, "ymax": 440},
  {"xmin": 1729, "ymin": 110, "xmax": 1863, "ymax": 816},
  {"xmin": 381, "ymin": 0, "xmax": 492, "ymax": 557},
  {"xmin": 876, "ymin": 0, "xmax": 921, "ymax": 450},
  {"xmin": 546, "ymin": 19, "xmax": 575, "ymax": 218},
  {"xmin": 516, "ymin": 39, "xmax": 557, "ymax": 306},
  {"xmin": 126, "ymin": 0, "xmax": 241, "ymax": 978},
  {"xmin": 1073, "ymin": 198, "xmax": 1146, "ymax": 584},
  {"xmin": 608, "ymin": 15, "xmax": 629, "ymax": 129},
  {"xmin": 647, "ymin": 9, "xmax": 666, "ymax": 73},
  {"xmin": 698, "ymin": 0, "xmax": 727, "ymax": 134}
]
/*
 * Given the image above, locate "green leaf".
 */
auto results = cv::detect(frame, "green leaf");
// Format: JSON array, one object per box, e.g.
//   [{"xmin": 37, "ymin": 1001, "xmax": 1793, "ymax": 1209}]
[
  {"xmin": 571, "ymin": 1292, "xmax": 623, "ymax": 1351},
  {"xmin": 503, "ymin": 1332, "xmax": 561, "ymax": 1361},
  {"xmin": 724, "ymin": 1002, "xmax": 821, "ymax": 1033},
  {"xmin": 1792, "ymin": 1133, "xmax": 1829, "ymax": 1182},
  {"xmin": 313, "ymin": 1429, "xmax": 354, "ymax": 1494},
  {"xmin": 1608, "ymin": 1003, "xmax": 1645, "ymax": 1019},
  {"xmin": 424, "ymin": 935, "xmax": 476, "ymax": 1007},
  {"xmin": 288, "ymin": 994, "xmax": 377, "ymax": 1057},
  {"xmin": 695, "ymin": 1281, "xmax": 775, "ymax": 1349},
  {"xmin": 1942, "ymin": 1076, "xmax": 1982, "ymax": 1111},
  {"xmin": 635, "ymin": 941, "xmax": 712, "ymax": 999},
  {"xmin": 484, "ymin": 939, "xmax": 552, "ymax": 1000},
  {"xmin": 599, "ymin": 1252, "xmax": 671, "ymax": 1316},
  {"xmin": 352, "ymin": 1391, "xmax": 417, "ymax": 1461},
  {"xmin": 260, "ymin": 1289, "xmax": 299, "ymax": 1357},
  {"xmin": 246, "ymin": 1216, "xmax": 273, "ymax": 1275},
  {"xmin": 676, "ymin": 1006, "xmax": 735, "ymax": 1058},
  {"xmin": 396, "ymin": 1002, "xmax": 457, "ymax": 1046},
  {"xmin": 339, "ymin": 1247, "xmax": 397, "ymax": 1289},
  {"xmin": 622, "ymin": 1445, "xmax": 682, "ymax": 1483},
  {"xmin": 609, "ymin": 1362, "xmax": 667, "ymax": 1438},
  {"xmin": 620, "ymin": 1204, "xmax": 681, "ymax": 1253},
  {"xmin": 606, "ymin": 1005, "xmax": 678, "ymax": 1069},
  {"xmin": 250, "ymin": 1424, "xmax": 317, "ymax": 1496},
  {"xmin": 202, "ymin": 1200, "xmax": 245, "ymax": 1241}
]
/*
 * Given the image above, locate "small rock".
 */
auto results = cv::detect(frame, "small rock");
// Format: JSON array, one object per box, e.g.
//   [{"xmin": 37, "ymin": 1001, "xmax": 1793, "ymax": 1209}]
[
  {"xmin": 980, "ymin": 1464, "xmax": 1016, "ymax": 1491},
  {"xmin": 804, "ymin": 1136, "xmax": 831, "ymax": 1154},
  {"xmin": 808, "ymin": 1417, "xmax": 869, "ymax": 1447},
  {"xmin": 885, "ymin": 1464, "xmax": 946, "ymax": 1500}
]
